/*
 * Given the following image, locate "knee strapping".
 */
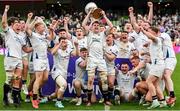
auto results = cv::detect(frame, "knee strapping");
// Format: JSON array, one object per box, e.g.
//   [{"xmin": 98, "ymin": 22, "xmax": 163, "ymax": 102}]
[
  {"xmin": 99, "ymin": 72, "xmax": 108, "ymax": 91},
  {"xmin": 59, "ymin": 85, "xmax": 67, "ymax": 92},
  {"xmin": 88, "ymin": 70, "xmax": 95, "ymax": 76},
  {"xmin": 12, "ymin": 75, "xmax": 22, "ymax": 81}
]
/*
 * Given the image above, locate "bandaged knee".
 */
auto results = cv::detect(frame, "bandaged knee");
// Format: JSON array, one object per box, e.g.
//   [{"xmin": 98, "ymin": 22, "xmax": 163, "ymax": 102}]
[
  {"xmin": 88, "ymin": 70, "xmax": 95, "ymax": 76},
  {"xmin": 59, "ymin": 84, "xmax": 67, "ymax": 92},
  {"xmin": 12, "ymin": 75, "xmax": 22, "ymax": 80},
  {"xmin": 99, "ymin": 72, "xmax": 108, "ymax": 91}
]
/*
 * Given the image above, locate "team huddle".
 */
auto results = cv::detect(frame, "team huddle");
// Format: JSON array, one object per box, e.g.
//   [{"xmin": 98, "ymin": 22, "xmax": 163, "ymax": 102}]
[{"xmin": 1, "ymin": 2, "xmax": 177, "ymax": 110}]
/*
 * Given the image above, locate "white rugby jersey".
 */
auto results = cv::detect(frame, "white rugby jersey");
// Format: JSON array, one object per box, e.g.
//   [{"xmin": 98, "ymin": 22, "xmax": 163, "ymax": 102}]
[
  {"xmin": 87, "ymin": 31, "xmax": 105, "ymax": 59},
  {"xmin": 19, "ymin": 31, "xmax": 28, "ymax": 57},
  {"xmin": 116, "ymin": 70, "xmax": 135, "ymax": 93},
  {"xmin": 128, "ymin": 30, "xmax": 138, "ymax": 40},
  {"xmin": 4, "ymin": 27, "xmax": 26, "ymax": 59},
  {"xmin": 104, "ymin": 43, "xmax": 119, "ymax": 67},
  {"xmin": 53, "ymin": 47, "xmax": 73, "ymax": 79},
  {"xmin": 30, "ymin": 32, "xmax": 50, "ymax": 59},
  {"xmin": 131, "ymin": 31, "xmax": 149, "ymax": 52},
  {"xmin": 75, "ymin": 57, "xmax": 87, "ymax": 79},
  {"xmin": 149, "ymin": 37, "xmax": 164, "ymax": 64},
  {"xmin": 71, "ymin": 36, "xmax": 88, "ymax": 49},
  {"xmin": 160, "ymin": 33, "xmax": 176, "ymax": 58},
  {"xmin": 116, "ymin": 41, "xmax": 135, "ymax": 58}
]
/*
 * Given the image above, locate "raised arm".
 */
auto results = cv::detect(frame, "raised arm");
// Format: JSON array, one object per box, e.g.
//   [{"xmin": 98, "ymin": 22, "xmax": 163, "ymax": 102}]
[
  {"xmin": 2, "ymin": 5, "xmax": 10, "ymax": 30},
  {"xmin": 25, "ymin": 13, "xmax": 36, "ymax": 36},
  {"xmin": 147, "ymin": 2, "xmax": 153, "ymax": 24},
  {"xmin": 140, "ymin": 27, "xmax": 157, "ymax": 42},
  {"xmin": 82, "ymin": 10, "xmax": 93, "ymax": 34},
  {"xmin": 26, "ymin": 12, "xmax": 33, "ymax": 25},
  {"xmin": 47, "ymin": 26, "xmax": 55, "ymax": 41},
  {"xmin": 129, "ymin": 61, "xmax": 146, "ymax": 74},
  {"xmin": 128, "ymin": 7, "xmax": 140, "ymax": 33},
  {"xmin": 64, "ymin": 17, "xmax": 72, "ymax": 40},
  {"xmin": 25, "ymin": 12, "xmax": 33, "ymax": 36},
  {"xmin": 51, "ymin": 42, "xmax": 61, "ymax": 55},
  {"xmin": 101, "ymin": 11, "xmax": 113, "ymax": 28},
  {"xmin": 79, "ymin": 54, "xmax": 88, "ymax": 68},
  {"xmin": 71, "ymin": 41, "xmax": 79, "ymax": 56}
]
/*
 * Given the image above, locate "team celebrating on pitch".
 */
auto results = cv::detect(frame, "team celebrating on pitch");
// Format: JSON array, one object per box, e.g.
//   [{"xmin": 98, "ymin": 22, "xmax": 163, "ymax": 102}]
[{"xmin": 1, "ymin": 1, "xmax": 177, "ymax": 109}]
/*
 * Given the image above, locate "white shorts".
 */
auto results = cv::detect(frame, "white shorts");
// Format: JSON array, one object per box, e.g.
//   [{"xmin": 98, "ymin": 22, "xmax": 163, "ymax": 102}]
[
  {"xmin": 33, "ymin": 58, "xmax": 49, "ymax": 72},
  {"xmin": 55, "ymin": 74, "xmax": 67, "ymax": 90},
  {"xmin": 51, "ymin": 67, "xmax": 67, "ymax": 80},
  {"xmin": 165, "ymin": 57, "xmax": 177, "ymax": 71},
  {"xmin": 120, "ymin": 89, "xmax": 131, "ymax": 102},
  {"xmin": 107, "ymin": 66, "xmax": 115, "ymax": 75},
  {"xmin": 149, "ymin": 63, "xmax": 165, "ymax": 78},
  {"xmin": 86, "ymin": 57, "xmax": 107, "ymax": 72},
  {"xmin": 4, "ymin": 56, "xmax": 23, "ymax": 70}
]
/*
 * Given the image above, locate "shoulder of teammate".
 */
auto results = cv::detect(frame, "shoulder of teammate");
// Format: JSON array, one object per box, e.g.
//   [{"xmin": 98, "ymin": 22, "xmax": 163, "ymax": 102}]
[{"xmin": 76, "ymin": 57, "xmax": 83, "ymax": 65}]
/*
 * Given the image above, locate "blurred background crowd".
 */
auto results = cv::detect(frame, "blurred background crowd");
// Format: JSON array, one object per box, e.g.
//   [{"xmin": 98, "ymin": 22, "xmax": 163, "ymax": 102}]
[{"xmin": 0, "ymin": 0, "xmax": 179, "ymax": 48}]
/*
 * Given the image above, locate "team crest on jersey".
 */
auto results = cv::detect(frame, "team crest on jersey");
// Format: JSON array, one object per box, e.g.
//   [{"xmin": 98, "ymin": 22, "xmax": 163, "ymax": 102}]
[{"xmin": 92, "ymin": 37, "xmax": 101, "ymax": 43}]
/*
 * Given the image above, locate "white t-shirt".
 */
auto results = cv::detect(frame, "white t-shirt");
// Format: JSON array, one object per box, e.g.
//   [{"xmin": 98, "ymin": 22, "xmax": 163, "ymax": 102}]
[
  {"xmin": 87, "ymin": 31, "xmax": 105, "ymax": 59},
  {"xmin": 116, "ymin": 41, "xmax": 135, "ymax": 58},
  {"xmin": 104, "ymin": 43, "xmax": 119, "ymax": 67},
  {"xmin": 160, "ymin": 33, "xmax": 176, "ymax": 58},
  {"xmin": 30, "ymin": 32, "xmax": 50, "ymax": 59},
  {"xmin": 19, "ymin": 31, "xmax": 29, "ymax": 57},
  {"xmin": 75, "ymin": 57, "xmax": 86, "ymax": 79},
  {"xmin": 53, "ymin": 47, "xmax": 73, "ymax": 79},
  {"xmin": 4, "ymin": 27, "xmax": 26, "ymax": 59},
  {"xmin": 131, "ymin": 31, "xmax": 149, "ymax": 52},
  {"xmin": 128, "ymin": 30, "xmax": 138, "ymax": 41},
  {"xmin": 116, "ymin": 70, "xmax": 135, "ymax": 93},
  {"xmin": 149, "ymin": 37, "xmax": 164, "ymax": 64},
  {"xmin": 71, "ymin": 35, "xmax": 88, "ymax": 49}
]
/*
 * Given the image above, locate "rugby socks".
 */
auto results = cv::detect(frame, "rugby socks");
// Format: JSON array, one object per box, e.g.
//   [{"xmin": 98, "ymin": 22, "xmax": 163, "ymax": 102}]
[
  {"xmin": 39, "ymin": 88, "xmax": 43, "ymax": 98},
  {"xmin": 152, "ymin": 95, "xmax": 159, "ymax": 103},
  {"xmin": 170, "ymin": 91, "xmax": 175, "ymax": 98},
  {"xmin": 33, "ymin": 94, "xmax": 38, "ymax": 100},
  {"xmin": 83, "ymin": 89, "xmax": 88, "ymax": 98},
  {"xmin": 114, "ymin": 89, "xmax": 120, "ymax": 96},
  {"xmin": 22, "ymin": 80, "xmax": 27, "ymax": 84},
  {"xmin": 87, "ymin": 89, "xmax": 93, "ymax": 102},
  {"xmin": 159, "ymin": 98, "xmax": 165, "ymax": 102},
  {"xmin": 12, "ymin": 87, "xmax": 21, "ymax": 104},
  {"xmin": 152, "ymin": 95, "xmax": 158, "ymax": 100},
  {"xmin": 77, "ymin": 95, "xmax": 81, "ymax": 98},
  {"xmin": 57, "ymin": 98, "xmax": 63, "ymax": 101},
  {"xmin": 3, "ymin": 83, "xmax": 11, "ymax": 101},
  {"xmin": 102, "ymin": 90, "xmax": 109, "ymax": 102},
  {"xmin": 108, "ymin": 87, "xmax": 114, "ymax": 99}
]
